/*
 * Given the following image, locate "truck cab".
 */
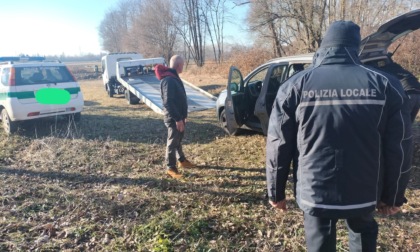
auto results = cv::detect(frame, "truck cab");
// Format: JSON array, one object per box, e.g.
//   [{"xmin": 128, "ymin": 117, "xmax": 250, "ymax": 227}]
[{"xmin": 101, "ymin": 52, "xmax": 143, "ymax": 97}]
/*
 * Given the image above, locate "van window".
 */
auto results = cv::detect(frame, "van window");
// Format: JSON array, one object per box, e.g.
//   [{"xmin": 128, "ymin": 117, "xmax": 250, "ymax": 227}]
[
  {"xmin": 117, "ymin": 58, "xmax": 132, "ymax": 62},
  {"xmin": 14, "ymin": 66, "xmax": 74, "ymax": 85},
  {"xmin": 1, "ymin": 68, "xmax": 10, "ymax": 85}
]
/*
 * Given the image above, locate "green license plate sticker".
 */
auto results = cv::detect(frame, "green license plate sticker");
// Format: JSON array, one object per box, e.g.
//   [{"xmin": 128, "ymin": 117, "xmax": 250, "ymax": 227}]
[{"xmin": 35, "ymin": 88, "xmax": 71, "ymax": 104}]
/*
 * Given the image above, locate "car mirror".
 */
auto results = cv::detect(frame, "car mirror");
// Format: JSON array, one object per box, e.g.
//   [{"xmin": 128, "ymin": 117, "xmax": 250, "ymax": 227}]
[{"xmin": 229, "ymin": 83, "xmax": 238, "ymax": 92}]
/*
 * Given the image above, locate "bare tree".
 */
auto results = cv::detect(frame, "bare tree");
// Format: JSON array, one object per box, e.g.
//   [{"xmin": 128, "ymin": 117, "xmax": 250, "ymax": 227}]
[
  {"xmin": 175, "ymin": 0, "xmax": 206, "ymax": 67},
  {"xmin": 98, "ymin": 0, "xmax": 142, "ymax": 53},
  {"xmin": 203, "ymin": 0, "xmax": 229, "ymax": 63},
  {"xmin": 247, "ymin": 0, "xmax": 285, "ymax": 57},
  {"xmin": 131, "ymin": 0, "xmax": 178, "ymax": 62},
  {"xmin": 288, "ymin": 0, "xmax": 328, "ymax": 51},
  {"xmin": 99, "ymin": 9, "xmax": 125, "ymax": 52},
  {"xmin": 248, "ymin": 0, "xmax": 327, "ymax": 55},
  {"xmin": 98, "ymin": 0, "xmax": 418, "ymax": 73},
  {"xmin": 118, "ymin": 0, "xmax": 143, "ymax": 51},
  {"xmin": 329, "ymin": 0, "xmax": 413, "ymax": 36},
  {"xmin": 246, "ymin": 0, "xmax": 418, "ymax": 56}
]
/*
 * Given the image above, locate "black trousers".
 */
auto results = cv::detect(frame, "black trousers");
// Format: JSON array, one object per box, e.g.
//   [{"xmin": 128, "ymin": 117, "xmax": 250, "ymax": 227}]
[
  {"xmin": 165, "ymin": 121, "xmax": 185, "ymax": 169},
  {"xmin": 303, "ymin": 212, "xmax": 378, "ymax": 252}
]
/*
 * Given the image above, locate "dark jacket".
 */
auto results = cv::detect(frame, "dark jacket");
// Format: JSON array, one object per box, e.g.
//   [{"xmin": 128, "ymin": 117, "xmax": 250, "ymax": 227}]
[
  {"xmin": 266, "ymin": 22, "xmax": 412, "ymax": 219},
  {"xmin": 155, "ymin": 65, "xmax": 188, "ymax": 123},
  {"xmin": 379, "ymin": 61, "xmax": 420, "ymax": 94}
]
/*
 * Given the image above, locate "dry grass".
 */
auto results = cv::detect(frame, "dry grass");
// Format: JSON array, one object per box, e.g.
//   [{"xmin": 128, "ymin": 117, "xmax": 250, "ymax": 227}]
[{"xmin": 0, "ymin": 77, "xmax": 419, "ymax": 251}]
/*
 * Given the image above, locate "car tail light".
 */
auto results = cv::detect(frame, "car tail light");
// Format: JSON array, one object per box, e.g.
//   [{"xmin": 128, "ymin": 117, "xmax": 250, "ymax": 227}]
[
  {"xmin": 9, "ymin": 67, "xmax": 15, "ymax": 86},
  {"xmin": 66, "ymin": 107, "xmax": 76, "ymax": 112},
  {"xmin": 28, "ymin": 112, "xmax": 40, "ymax": 117},
  {"xmin": 66, "ymin": 66, "xmax": 77, "ymax": 82}
]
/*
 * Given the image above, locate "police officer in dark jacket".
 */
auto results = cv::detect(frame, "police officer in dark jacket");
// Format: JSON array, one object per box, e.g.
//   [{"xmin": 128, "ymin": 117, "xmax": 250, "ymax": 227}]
[
  {"xmin": 155, "ymin": 55, "xmax": 195, "ymax": 179},
  {"xmin": 266, "ymin": 21, "xmax": 412, "ymax": 252}
]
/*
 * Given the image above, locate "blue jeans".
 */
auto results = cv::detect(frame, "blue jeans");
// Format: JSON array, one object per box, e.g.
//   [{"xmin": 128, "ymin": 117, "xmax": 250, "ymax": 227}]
[{"xmin": 303, "ymin": 212, "xmax": 378, "ymax": 252}]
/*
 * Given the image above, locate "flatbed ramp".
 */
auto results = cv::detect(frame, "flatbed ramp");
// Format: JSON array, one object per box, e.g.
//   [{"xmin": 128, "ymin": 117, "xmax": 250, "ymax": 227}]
[{"xmin": 120, "ymin": 75, "xmax": 216, "ymax": 114}]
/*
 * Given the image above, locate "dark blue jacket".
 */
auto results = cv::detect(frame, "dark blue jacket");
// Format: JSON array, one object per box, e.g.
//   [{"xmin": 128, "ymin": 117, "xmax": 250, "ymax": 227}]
[{"xmin": 266, "ymin": 46, "xmax": 413, "ymax": 218}]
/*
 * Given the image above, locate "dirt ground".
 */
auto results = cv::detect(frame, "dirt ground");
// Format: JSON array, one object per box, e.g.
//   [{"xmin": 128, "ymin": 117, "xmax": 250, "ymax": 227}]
[{"xmin": 0, "ymin": 65, "xmax": 418, "ymax": 251}]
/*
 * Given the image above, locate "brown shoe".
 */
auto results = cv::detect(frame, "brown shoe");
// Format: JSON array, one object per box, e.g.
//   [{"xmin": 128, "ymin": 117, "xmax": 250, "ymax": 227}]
[
  {"xmin": 167, "ymin": 168, "xmax": 182, "ymax": 179},
  {"xmin": 177, "ymin": 159, "xmax": 195, "ymax": 169}
]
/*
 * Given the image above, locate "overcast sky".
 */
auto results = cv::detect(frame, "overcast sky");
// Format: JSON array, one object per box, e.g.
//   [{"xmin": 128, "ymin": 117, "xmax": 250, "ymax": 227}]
[{"xmin": 0, "ymin": 0, "xmax": 249, "ymax": 57}]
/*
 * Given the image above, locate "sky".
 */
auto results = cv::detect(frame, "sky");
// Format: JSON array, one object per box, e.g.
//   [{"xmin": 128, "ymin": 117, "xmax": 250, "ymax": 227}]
[{"xmin": 0, "ymin": 0, "xmax": 249, "ymax": 57}]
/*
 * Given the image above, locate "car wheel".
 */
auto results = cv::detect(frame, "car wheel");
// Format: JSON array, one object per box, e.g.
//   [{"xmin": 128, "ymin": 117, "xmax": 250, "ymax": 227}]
[
  {"xmin": 106, "ymin": 83, "xmax": 114, "ymax": 97},
  {"xmin": 125, "ymin": 89, "xmax": 140, "ymax": 105},
  {"xmin": 1, "ymin": 109, "xmax": 18, "ymax": 134},
  {"xmin": 219, "ymin": 108, "xmax": 239, "ymax": 136}
]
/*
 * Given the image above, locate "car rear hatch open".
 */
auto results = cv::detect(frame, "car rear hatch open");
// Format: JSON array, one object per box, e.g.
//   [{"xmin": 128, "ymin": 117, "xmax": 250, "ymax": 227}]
[{"xmin": 359, "ymin": 9, "xmax": 420, "ymax": 61}]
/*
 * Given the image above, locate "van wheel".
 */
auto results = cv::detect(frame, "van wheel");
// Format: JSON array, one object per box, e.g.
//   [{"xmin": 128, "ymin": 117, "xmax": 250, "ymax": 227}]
[
  {"xmin": 1, "ymin": 109, "xmax": 17, "ymax": 134},
  {"xmin": 125, "ymin": 89, "xmax": 140, "ymax": 105},
  {"xmin": 106, "ymin": 83, "xmax": 114, "ymax": 97},
  {"xmin": 219, "ymin": 109, "xmax": 239, "ymax": 136}
]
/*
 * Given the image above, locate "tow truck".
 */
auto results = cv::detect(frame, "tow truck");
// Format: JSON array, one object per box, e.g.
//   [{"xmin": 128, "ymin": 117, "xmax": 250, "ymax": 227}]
[{"xmin": 101, "ymin": 53, "xmax": 216, "ymax": 114}]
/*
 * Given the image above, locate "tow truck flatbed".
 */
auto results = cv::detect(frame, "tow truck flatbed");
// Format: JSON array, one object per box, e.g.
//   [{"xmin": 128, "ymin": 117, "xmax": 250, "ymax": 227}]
[
  {"xmin": 119, "ymin": 74, "xmax": 216, "ymax": 114},
  {"xmin": 114, "ymin": 58, "xmax": 216, "ymax": 114}
]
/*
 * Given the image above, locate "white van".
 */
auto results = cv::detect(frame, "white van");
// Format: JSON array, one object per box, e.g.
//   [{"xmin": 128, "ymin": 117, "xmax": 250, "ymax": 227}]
[
  {"xmin": 0, "ymin": 57, "xmax": 84, "ymax": 134},
  {"xmin": 101, "ymin": 52, "xmax": 143, "ymax": 97}
]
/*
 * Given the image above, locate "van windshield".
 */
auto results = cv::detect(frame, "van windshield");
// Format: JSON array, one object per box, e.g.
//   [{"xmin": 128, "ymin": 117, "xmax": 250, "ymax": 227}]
[{"xmin": 14, "ymin": 66, "xmax": 75, "ymax": 85}]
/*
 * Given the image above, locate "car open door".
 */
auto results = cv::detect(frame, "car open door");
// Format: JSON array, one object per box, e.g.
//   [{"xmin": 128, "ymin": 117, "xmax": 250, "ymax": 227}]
[
  {"xmin": 359, "ymin": 9, "xmax": 420, "ymax": 60},
  {"xmin": 224, "ymin": 66, "xmax": 245, "ymax": 135},
  {"xmin": 254, "ymin": 63, "xmax": 289, "ymax": 135}
]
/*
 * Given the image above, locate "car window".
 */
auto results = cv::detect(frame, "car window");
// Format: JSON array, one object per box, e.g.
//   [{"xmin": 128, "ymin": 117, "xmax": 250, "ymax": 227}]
[
  {"xmin": 247, "ymin": 66, "xmax": 269, "ymax": 85},
  {"xmin": 1, "ymin": 68, "xmax": 10, "ymax": 86},
  {"xmin": 267, "ymin": 65, "xmax": 288, "ymax": 95},
  {"xmin": 286, "ymin": 63, "xmax": 310, "ymax": 79},
  {"xmin": 229, "ymin": 69, "xmax": 242, "ymax": 94},
  {"xmin": 14, "ymin": 66, "xmax": 74, "ymax": 85}
]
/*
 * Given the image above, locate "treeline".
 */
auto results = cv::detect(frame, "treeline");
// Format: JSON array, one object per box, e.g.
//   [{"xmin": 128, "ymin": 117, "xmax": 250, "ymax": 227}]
[
  {"xmin": 248, "ymin": 0, "xmax": 419, "ymax": 75},
  {"xmin": 55, "ymin": 54, "xmax": 104, "ymax": 62},
  {"xmin": 99, "ymin": 0, "xmax": 228, "ymax": 67},
  {"xmin": 98, "ymin": 0, "xmax": 419, "ymax": 75}
]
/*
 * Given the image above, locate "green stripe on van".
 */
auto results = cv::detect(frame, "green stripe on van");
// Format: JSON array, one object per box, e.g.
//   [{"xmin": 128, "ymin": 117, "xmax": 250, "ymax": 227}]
[{"xmin": 0, "ymin": 87, "xmax": 80, "ymax": 100}]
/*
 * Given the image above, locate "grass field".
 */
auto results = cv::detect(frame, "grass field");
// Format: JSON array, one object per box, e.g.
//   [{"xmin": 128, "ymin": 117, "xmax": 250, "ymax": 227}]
[{"xmin": 0, "ymin": 78, "xmax": 419, "ymax": 251}]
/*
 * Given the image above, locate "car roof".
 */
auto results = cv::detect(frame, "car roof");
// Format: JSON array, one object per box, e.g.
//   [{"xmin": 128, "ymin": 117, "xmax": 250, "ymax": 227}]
[
  {"xmin": 1, "ymin": 61, "xmax": 66, "ymax": 67},
  {"xmin": 267, "ymin": 53, "xmax": 314, "ymax": 64},
  {"xmin": 242, "ymin": 53, "xmax": 314, "ymax": 80},
  {"xmin": 359, "ymin": 9, "xmax": 420, "ymax": 61}
]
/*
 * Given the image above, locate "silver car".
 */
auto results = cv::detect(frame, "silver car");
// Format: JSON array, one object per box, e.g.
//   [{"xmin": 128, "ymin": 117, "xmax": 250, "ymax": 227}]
[
  {"xmin": 217, "ymin": 9, "xmax": 420, "ymax": 136},
  {"xmin": 216, "ymin": 54, "xmax": 313, "ymax": 135}
]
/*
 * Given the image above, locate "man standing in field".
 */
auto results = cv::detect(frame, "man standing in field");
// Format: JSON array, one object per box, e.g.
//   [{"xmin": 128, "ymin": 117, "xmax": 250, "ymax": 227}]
[
  {"xmin": 266, "ymin": 21, "xmax": 412, "ymax": 251},
  {"xmin": 155, "ymin": 55, "xmax": 195, "ymax": 179}
]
